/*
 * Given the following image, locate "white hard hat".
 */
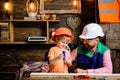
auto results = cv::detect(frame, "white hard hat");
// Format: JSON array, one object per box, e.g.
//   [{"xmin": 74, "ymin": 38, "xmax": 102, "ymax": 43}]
[{"xmin": 79, "ymin": 23, "xmax": 104, "ymax": 39}]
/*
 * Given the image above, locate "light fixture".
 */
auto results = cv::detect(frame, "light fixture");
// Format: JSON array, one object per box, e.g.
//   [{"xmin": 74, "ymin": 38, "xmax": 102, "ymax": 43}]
[
  {"xmin": 4, "ymin": 2, "xmax": 9, "ymax": 11},
  {"xmin": 72, "ymin": 0, "xmax": 78, "ymax": 9},
  {"xmin": 26, "ymin": 0, "xmax": 38, "ymax": 17},
  {"xmin": 4, "ymin": 0, "xmax": 13, "ymax": 19},
  {"xmin": 4, "ymin": 1, "xmax": 10, "ymax": 19}
]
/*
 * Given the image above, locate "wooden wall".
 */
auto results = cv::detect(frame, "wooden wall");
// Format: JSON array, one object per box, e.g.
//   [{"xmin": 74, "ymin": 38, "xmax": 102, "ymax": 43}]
[{"xmin": 0, "ymin": 0, "xmax": 120, "ymax": 79}]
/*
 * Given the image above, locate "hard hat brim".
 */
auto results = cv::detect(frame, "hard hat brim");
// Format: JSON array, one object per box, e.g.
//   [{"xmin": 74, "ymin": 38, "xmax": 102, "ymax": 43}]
[
  {"xmin": 52, "ymin": 34, "xmax": 74, "ymax": 42},
  {"xmin": 79, "ymin": 34, "xmax": 104, "ymax": 39}
]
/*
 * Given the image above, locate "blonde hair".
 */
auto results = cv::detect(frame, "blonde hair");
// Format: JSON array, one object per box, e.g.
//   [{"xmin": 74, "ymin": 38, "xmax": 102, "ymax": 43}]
[{"xmin": 56, "ymin": 35, "xmax": 72, "ymax": 44}]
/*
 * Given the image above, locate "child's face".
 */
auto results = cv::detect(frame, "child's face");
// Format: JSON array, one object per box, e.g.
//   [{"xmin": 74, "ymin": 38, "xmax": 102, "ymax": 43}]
[{"xmin": 56, "ymin": 35, "xmax": 71, "ymax": 49}]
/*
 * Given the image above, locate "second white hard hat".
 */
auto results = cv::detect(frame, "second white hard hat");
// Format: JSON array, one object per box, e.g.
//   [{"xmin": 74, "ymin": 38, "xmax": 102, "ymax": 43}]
[{"xmin": 79, "ymin": 23, "xmax": 104, "ymax": 39}]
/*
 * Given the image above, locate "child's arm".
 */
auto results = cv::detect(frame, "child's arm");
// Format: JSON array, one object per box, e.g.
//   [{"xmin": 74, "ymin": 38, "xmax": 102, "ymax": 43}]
[
  {"xmin": 48, "ymin": 54, "xmax": 63, "ymax": 64},
  {"xmin": 64, "ymin": 51, "xmax": 72, "ymax": 67}
]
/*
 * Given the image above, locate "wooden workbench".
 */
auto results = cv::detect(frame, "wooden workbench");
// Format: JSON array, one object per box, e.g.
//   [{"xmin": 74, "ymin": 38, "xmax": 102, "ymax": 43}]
[{"xmin": 22, "ymin": 73, "xmax": 120, "ymax": 80}]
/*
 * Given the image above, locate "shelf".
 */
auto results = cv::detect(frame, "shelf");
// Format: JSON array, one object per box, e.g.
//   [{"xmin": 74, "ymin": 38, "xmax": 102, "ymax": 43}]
[
  {"xmin": 0, "ymin": 19, "xmax": 60, "ymax": 44},
  {"xmin": 0, "ymin": 42, "xmax": 56, "ymax": 44},
  {"xmin": 0, "ymin": 20, "xmax": 60, "ymax": 22}
]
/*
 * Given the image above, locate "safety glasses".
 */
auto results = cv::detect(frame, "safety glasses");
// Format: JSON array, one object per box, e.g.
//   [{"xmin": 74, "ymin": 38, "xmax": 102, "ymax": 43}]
[{"xmin": 80, "ymin": 38, "xmax": 96, "ymax": 43}]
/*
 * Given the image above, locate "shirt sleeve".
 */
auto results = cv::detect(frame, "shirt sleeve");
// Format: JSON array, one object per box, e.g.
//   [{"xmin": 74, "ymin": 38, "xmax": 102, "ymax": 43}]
[
  {"xmin": 71, "ymin": 48, "xmax": 78, "ymax": 62},
  {"xmin": 47, "ymin": 48, "xmax": 54, "ymax": 60},
  {"xmin": 88, "ymin": 50, "xmax": 113, "ymax": 74}
]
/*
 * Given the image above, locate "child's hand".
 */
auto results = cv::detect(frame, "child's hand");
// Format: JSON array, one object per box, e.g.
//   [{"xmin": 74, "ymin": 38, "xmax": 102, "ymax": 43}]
[
  {"xmin": 56, "ymin": 54, "xmax": 63, "ymax": 60},
  {"xmin": 41, "ymin": 66, "xmax": 49, "ymax": 72},
  {"xmin": 65, "ymin": 60, "xmax": 72, "ymax": 67}
]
